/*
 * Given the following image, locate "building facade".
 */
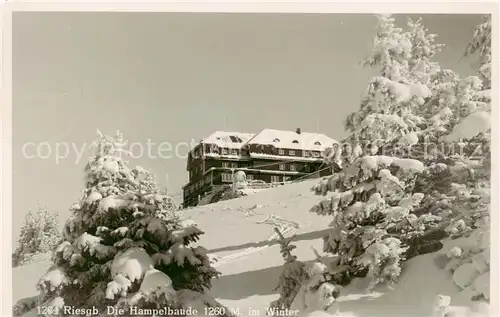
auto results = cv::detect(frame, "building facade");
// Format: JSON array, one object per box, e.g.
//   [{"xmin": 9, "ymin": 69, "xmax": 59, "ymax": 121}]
[{"xmin": 182, "ymin": 128, "xmax": 337, "ymax": 207}]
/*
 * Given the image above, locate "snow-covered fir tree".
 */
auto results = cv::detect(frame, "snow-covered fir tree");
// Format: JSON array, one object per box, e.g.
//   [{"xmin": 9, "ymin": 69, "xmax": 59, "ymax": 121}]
[
  {"xmin": 343, "ymin": 15, "xmax": 438, "ymax": 153},
  {"xmin": 317, "ymin": 14, "xmax": 486, "ymax": 290},
  {"xmin": 12, "ymin": 203, "xmax": 61, "ymax": 267},
  {"xmin": 311, "ymin": 154, "xmax": 431, "ymax": 289},
  {"xmin": 465, "ymin": 15, "xmax": 492, "ymax": 90},
  {"xmin": 268, "ymin": 228, "xmax": 307, "ymax": 315},
  {"xmin": 34, "ymin": 130, "xmax": 233, "ymax": 317},
  {"xmin": 424, "ymin": 21, "xmax": 492, "ymax": 300},
  {"xmin": 414, "ymin": 14, "xmax": 491, "ymax": 238},
  {"xmin": 315, "ymin": 14, "xmax": 491, "ymax": 295}
]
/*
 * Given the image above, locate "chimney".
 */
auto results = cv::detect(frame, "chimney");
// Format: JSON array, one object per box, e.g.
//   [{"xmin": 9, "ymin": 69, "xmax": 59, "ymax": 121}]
[{"xmin": 296, "ymin": 128, "xmax": 301, "ymax": 134}]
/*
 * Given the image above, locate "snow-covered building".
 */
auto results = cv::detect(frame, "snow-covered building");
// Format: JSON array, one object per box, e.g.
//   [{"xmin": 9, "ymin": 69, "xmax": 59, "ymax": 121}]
[{"xmin": 182, "ymin": 128, "xmax": 337, "ymax": 207}]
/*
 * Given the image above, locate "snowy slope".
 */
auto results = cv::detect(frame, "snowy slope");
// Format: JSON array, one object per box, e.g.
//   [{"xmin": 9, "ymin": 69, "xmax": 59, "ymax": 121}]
[
  {"xmin": 13, "ymin": 178, "xmax": 487, "ymax": 317},
  {"xmin": 12, "ymin": 255, "xmax": 52, "ymax": 305},
  {"xmin": 184, "ymin": 179, "xmax": 328, "ymax": 255}
]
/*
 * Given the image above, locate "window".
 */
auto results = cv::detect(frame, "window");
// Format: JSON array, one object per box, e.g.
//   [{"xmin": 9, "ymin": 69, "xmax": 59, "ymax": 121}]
[
  {"xmin": 271, "ymin": 175, "xmax": 281, "ymax": 183},
  {"xmin": 231, "ymin": 162, "xmax": 238, "ymax": 168},
  {"xmin": 305, "ymin": 164, "xmax": 310, "ymax": 172},
  {"xmin": 209, "ymin": 144, "xmax": 218, "ymax": 153},
  {"xmin": 229, "ymin": 135, "xmax": 243, "ymax": 143},
  {"xmin": 312, "ymin": 151, "xmax": 320, "ymax": 157},
  {"xmin": 279, "ymin": 164, "xmax": 286, "ymax": 171},
  {"xmin": 205, "ymin": 175, "xmax": 210, "ymax": 184},
  {"xmin": 222, "ymin": 173, "xmax": 233, "ymax": 182},
  {"xmin": 314, "ymin": 141, "xmax": 322, "ymax": 146},
  {"xmin": 231, "ymin": 149, "xmax": 238, "ymax": 155},
  {"xmin": 304, "ymin": 151, "xmax": 309, "ymax": 157},
  {"xmin": 278, "ymin": 148, "xmax": 285, "ymax": 155},
  {"xmin": 223, "ymin": 162, "xmax": 231, "ymax": 168},
  {"xmin": 222, "ymin": 148, "xmax": 228, "ymax": 155},
  {"xmin": 247, "ymin": 174, "xmax": 254, "ymax": 181},
  {"xmin": 290, "ymin": 164, "xmax": 296, "ymax": 171},
  {"xmin": 273, "ymin": 138, "xmax": 280, "ymax": 143},
  {"xmin": 292, "ymin": 140, "xmax": 299, "ymax": 144},
  {"xmin": 289, "ymin": 149, "xmax": 296, "ymax": 156}
]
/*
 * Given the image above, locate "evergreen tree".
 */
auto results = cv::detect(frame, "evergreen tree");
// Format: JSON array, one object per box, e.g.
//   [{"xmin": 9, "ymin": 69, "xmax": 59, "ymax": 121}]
[
  {"xmin": 317, "ymin": 14, "xmax": 491, "ymax": 293},
  {"xmin": 12, "ymin": 204, "xmax": 61, "ymax": 267},
  {"xmin": 343, "ymin": 15, "xmax": 436, "ymax": 155},
  {"xmin": 406, "ymin": 17, "xmax": 444, "ymax": 85},
  {"xmin": 269, "ymin": 227, "xmax": 341, "ymax": 315},
  {"xmin": 311, "ymin": 154, "xmax": 432, "ymax": 289},
  {"xmin": 35, "ymin": 130, "xmax": 232, "ymax": 317},
  {"xmin": 317, "ymin": 14, "xmax": 470, "ymax": 290},
  {"xmin": 465, "ymin": 15, "xmax": 492, "ymax": 90},
  {"xmin": 268, "ymin": 228, "xmax": 307, "ymax": 315},
  {"xmin": 414, "ymin": 15, "xmax": 491, "ymax": 236}
]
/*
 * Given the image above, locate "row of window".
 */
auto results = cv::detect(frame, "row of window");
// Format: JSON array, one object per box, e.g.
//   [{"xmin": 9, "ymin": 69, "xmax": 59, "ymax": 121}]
[
  {"xmin": 279, "ymin": 163, "xmax": 312, "ymax": 172},
  {"xmin": 279, "ymin": 163, "xmax": 295, "ymax": 171},
  {"xmin": 221, "ymin": 173, "xmax": 255, "ymax": 182},
  {"xmin": 191, "ymin": 146, "xmax": 243, "ymax": 158},
  {"xmin": 204, "ymin": 146, "xmax": 322, "ymax": 158},
  {"xmin": 272, "ymin": 138, "xmax": 322, "ymax": 147},
  {"xmin": 185, "ymin": 174, "xmax": 212, "ymax": 195},
  {"xmin": 190, "ymin": 164, "xmax": 203, "ymax": 178},
  {"xmin": 186, "ymin": 171, "xmax": 288, "ymax": 195},
  {"xmin": 277, "ymin": 148, "xmax": 321, "ymax": 157},
  {"xmin": 221, "ymin": 148, "xmax": 240, "ymax": 156},
  {"xmin": 222, "ymin": 162, "xmax": 238, "ymax": 168}
]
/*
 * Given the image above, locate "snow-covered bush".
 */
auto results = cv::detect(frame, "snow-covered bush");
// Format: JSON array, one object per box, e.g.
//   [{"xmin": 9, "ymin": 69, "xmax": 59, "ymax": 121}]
[
  {"xmin": 436, "ymin": 217, "xmax": 490, "ymax": 302},
  {"xmin": 33, "ymin": 130, "xmax": 232, "ymax": 317},
  {"xmin": 290, "ymin": 262, "xmax": 340, "ymax": 313},
  {"xmin": 12, "ymin": 204, "xmax": 61, "ymax": 267},
  {"xmin": 359, "ymin": 237, "xmax": 407, "ymax": 290},
  {"xmin": 269, "ymin": 229, "xmax": 342, "ymax": 315}
]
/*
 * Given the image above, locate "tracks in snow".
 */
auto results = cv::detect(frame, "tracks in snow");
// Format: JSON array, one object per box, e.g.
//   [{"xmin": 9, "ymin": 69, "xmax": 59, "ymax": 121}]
[{"xmin": 211, "ymin": 213, "xmax": 300, "ymax": 267}]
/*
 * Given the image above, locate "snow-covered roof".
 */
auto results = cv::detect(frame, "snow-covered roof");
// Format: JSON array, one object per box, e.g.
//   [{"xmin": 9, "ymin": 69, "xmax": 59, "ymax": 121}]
[
  {"xmin": 246, "ymin": 129, "xmax": 337, "ymax": 151},
  {"xmin": 201, "ymin": 131, "xmax": 256, "ymax": 149}
]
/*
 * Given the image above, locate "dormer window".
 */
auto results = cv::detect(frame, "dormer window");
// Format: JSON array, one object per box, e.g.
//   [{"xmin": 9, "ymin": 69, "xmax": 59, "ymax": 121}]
[
  {"xmin": 292, "ymin": 140, "xmax": 299, "ymax": 144},
  {"xmin": 273, "ymin": 138, "xmax": 280, "ymax": 143},
  {"xmin": 314, "ymin": 141, "xmax": 322, "ymax": 146},
  {"xmin": 229, "ymin": 135, "xmax": 243, "ymax": 143}
]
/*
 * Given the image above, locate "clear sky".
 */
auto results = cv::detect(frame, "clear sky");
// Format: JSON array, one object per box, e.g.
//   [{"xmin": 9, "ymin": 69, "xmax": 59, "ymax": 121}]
[{"xmin": 12, "ymin": 12, "xmax": 482, "ymax": 242}]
